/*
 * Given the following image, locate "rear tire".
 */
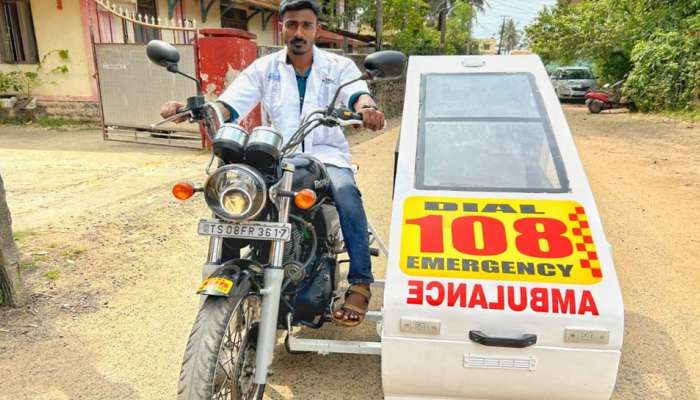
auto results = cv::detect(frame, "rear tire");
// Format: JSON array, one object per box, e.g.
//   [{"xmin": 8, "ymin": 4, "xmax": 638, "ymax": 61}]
[
  {"xmin": 588, "ymin": 100, "xmax": 603, "ymax": 114},
  {"xmin": 177, "ymin": 284, "xmax": 265, "ymax": 400}
]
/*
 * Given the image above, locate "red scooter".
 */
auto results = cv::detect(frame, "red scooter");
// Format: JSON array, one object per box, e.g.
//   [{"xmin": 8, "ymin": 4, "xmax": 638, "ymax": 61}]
[{"xmin": 585, "ymin": 80, "xmax": 636, "ymax": 113}]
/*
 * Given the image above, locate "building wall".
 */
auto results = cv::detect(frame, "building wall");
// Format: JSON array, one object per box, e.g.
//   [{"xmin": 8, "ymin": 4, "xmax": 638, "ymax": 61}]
[
  {"xmin": 0, "ymin": 0, "xmax": 95, "ymax": 100},
  {"xmin": 0, "ymin": 0, "xmax": 280, "ymax": 116},
  {"xmin": 175, "ymin": 0, "xmax": 221, "ymax": 28},
  {"xmin": 157, "ymin": 0, "xmax": 276, "ymax": 44},
  {"xmin": 247, "ymin": 11, "xmax": 276, "ymax": 46},
  {"xmin": 478, "ymin": 38, "xmax": 498, "ymax": 55}
]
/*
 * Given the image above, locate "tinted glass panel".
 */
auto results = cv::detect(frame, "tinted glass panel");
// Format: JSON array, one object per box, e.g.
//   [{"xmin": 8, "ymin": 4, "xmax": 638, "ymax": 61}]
[
  {"xmin": 416, "ymin": 73, "xmax": 569, "ymax": 192},
  {"xmin": 559, "ymin": 69, "xmax": 593, "ymax": 79},
  {"xmin": 424, "ymin": 73, "xmax": 540, "ymax": 119}
]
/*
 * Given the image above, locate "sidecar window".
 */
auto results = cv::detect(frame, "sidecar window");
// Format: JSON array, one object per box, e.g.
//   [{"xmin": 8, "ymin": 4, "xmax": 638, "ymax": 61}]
[{"xmin": 416, "ymin": 73, "xmax": 569, "ymax": 192}]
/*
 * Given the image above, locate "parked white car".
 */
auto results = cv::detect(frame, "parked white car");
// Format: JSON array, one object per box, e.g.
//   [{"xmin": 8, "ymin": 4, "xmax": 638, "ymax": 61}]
[{"xmin": 550, "ymin": 67, "xmax": 597, "ymax": 100}]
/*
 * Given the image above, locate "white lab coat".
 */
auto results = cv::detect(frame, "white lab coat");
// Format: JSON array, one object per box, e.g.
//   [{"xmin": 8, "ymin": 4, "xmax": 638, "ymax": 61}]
[{"xmin": 218, "ymin": 46, "xmax": 370, "ymax": 169}]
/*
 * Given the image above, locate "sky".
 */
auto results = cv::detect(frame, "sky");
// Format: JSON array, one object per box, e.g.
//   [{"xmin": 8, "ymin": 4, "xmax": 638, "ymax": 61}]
[{"xmin": 471, "ymin": 0, "xmax": 557, "ymax": 39}]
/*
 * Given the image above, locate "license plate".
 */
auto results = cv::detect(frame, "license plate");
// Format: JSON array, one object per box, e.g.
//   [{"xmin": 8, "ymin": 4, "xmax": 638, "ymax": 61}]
[{"xmin": 198, "ymin": 219, "xmax": 291, "ymax": 241}]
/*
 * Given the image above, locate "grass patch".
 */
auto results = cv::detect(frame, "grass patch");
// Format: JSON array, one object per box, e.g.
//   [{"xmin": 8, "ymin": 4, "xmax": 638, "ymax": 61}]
[
  {"xmin": 12, "ymin": 230, "xmax": 32, "ymax": 242},
  {"xmin": 60, "ymin": 248, "xmax": 85, "ymax": 259},
  {"xmin": 44, "ymin": 270, "xmax": 60, "ymax": 281},
  {"xmin": 20, "ymin": 259, "xmax": 36, "ymax": 269},
  {"xmin": 660, "ymin": 109, "xmax": 700, "ymax": 123},
  {"xmin": 0, "ymin": 116, "xmax": 99, "ymax": 130},
  {"xmin": 32, "ymin": 253, "xmax": 48, "ymax": 262}
]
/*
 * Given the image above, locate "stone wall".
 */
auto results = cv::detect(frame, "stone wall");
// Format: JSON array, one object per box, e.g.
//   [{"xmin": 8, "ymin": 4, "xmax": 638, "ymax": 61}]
[
  {"xmin": 0, "ymin": 99, "xmax": 101, "ymax": 122},
  {"xmin": 347, "ymin": 53, "xmax": 406, "ymax": 118},
  {"xmin": 368, "ymin": 78, "xmax": 406, "ymax": 119},
  {"xmin": 38, "ymin": 100, "xmax": 101, "ymax": 121}
]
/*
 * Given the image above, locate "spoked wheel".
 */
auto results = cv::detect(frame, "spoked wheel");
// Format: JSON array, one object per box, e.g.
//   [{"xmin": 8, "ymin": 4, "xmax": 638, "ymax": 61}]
[
  {"xmin": 213, "ymin": 299, "xmax": 263, "ymax": 400},
  {"xmin": 178, "ymin": 284, "xmax": 265, "ymax": 400}
]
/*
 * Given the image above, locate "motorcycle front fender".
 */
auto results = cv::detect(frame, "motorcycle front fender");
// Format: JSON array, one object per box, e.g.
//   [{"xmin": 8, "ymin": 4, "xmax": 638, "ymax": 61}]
[{"xmin": 196, "ymin": 259, "xmax": 260, "ymax": 297}]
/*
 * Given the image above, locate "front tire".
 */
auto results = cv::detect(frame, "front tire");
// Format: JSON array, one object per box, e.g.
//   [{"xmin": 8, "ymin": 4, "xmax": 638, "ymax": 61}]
[{"xmin": 177, "ymin": 285, "xmax": 265, "ymax": 400}]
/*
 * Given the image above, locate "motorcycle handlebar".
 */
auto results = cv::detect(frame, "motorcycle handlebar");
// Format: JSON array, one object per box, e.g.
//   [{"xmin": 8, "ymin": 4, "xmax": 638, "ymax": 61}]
[
  {"xmin": 150, "ymin": 108, "xmax": 192, "ymax": 128},
  {"xmin": 338, "ymin": 110, "xmax": 363, "ymax": 121}
]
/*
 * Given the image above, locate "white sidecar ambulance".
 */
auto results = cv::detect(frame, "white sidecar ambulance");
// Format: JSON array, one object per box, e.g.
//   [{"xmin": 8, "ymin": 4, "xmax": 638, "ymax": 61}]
[{"xmin": 380, "ymin": 55, "xmax": 624, "ymax": 400}]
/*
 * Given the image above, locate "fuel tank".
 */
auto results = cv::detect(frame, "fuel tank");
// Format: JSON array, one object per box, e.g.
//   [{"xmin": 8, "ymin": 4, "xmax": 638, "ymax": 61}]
[{"xmin": 286, "ymin": 154, "xmax": 332, "ymax": 198}]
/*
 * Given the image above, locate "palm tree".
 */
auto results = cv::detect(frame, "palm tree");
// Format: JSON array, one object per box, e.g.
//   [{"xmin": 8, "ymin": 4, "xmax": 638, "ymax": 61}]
[
  {"xmin": 502, "ymin": 18, "xmax": 520, "ymax": 53},
  {"xmin": 431, "ymin": 0, "xmax": 487, "ymax": 53}
]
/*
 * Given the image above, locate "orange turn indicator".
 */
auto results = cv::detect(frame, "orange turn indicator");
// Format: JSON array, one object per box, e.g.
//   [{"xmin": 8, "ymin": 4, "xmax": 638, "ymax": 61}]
[
  {"xmin": 172, "ymin": 182, "xmax": 195, "ymax": 201},
  {"xmin": 294, "ymin": 189, "xmax": 317, "ymax": 210}
]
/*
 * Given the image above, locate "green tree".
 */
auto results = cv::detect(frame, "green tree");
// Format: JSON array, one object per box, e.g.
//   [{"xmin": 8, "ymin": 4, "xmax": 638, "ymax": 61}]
[
  {"xmin": 323, "ymin": 0, "xmax": 485, "ymax": 55},
  {"xmin": 322, "ymin": 0, "xmax": 375, "ymax": 32},
  {"xmin": 429, "ymin": 0, "xmax": 486, "ymax": 53},
  {"xmin": 625, "ymin": 31, "xmax": 700, "ymax": 111},
  {"xmin": 443, "ymin": 1, "xmax": 476, "ymax": 54},
  {"xmin": 525, "ymin": 0, "xmax": 700, "ymax": 110},
  {"xmin": 382, "ymin": 0, "xmax": 440, "ymax": 54}
]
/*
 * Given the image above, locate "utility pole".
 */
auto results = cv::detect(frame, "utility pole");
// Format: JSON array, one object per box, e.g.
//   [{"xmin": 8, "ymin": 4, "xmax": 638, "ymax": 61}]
[
  {"xmin": 375, "ymin": 0, "xmax": 383, "ymax": 50},
  {"xmin": 438, "ymin": 2, "xmax": 447, "ymax": 54},
  {"xmin": 497, "ymin": 16, "xmax": 506, "ymax": 55},
  {"xmin": 338, "ymin": 0, "xmax": 349, "ymax": 53}
]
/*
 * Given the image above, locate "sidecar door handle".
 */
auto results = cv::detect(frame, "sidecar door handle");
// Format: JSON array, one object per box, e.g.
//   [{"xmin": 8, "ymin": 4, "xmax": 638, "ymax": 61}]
[{"xmin": 468, "ymin": 330, "xmax": 537, "ymax": 348}]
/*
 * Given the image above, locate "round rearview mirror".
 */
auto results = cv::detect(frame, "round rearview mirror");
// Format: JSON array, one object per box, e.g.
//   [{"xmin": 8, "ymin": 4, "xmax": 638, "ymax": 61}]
[
  {"xmin": 146, "ymin": 40, "xmax": 180, "ymax": 68},
  {"xmin": 363, "ymin": 50, "xmax": 406, "ymax": 80}
]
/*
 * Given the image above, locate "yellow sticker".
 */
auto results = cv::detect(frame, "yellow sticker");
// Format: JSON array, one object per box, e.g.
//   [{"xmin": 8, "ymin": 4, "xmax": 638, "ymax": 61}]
[
  {"xmin": 400, "ymin": 197, "xmax": 602, "ymax": 284},
  {"xmin": 197, "ymin": 277, "xmax": 233, "ymax": 294}
]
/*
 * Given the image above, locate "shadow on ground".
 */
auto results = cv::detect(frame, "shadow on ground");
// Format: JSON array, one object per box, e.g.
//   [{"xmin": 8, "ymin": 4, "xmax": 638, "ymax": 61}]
[{"xmin": 613, "ymin": 311, "xmax": 698, "ymax": 400}]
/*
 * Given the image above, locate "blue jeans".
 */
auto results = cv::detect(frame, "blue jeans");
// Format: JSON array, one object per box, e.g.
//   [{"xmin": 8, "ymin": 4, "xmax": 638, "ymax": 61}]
[{"xmin": 326, "ymin": 165, "xmax": 374, "ymax": 285}]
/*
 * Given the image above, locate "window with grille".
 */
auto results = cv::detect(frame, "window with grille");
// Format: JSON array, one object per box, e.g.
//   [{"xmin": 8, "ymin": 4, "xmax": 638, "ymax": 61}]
[
  {"xmin": 0, "ymin": 0, "xmax": 38, "ymax": 64},
  {"xmin": 221, "ymin": 7, "xmax": 248, "ymax": 31},
  {"xmin": 134, "ymin": 0, "xmax": 161, "ymax": 44}
]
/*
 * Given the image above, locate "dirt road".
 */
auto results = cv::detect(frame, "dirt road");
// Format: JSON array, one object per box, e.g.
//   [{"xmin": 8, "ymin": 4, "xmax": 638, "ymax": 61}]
[{"xmin": 0, "ymin": 105, "xmax": 698, "ymax": 399}]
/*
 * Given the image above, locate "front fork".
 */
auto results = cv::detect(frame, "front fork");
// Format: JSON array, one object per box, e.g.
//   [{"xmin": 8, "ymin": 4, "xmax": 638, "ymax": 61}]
[
  {"xmin": 203, "ymin": 162, "xmax": 294, "ymax": 385},
  {"xmin": 254, "ymin": 162, "xmax": 294, "ymax": 384}
]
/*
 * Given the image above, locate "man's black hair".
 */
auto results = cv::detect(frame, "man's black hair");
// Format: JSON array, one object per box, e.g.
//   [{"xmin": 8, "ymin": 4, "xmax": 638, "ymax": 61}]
[{"xmin": 279, "ymin": 0, "xmax": 322, "ymax": 18}]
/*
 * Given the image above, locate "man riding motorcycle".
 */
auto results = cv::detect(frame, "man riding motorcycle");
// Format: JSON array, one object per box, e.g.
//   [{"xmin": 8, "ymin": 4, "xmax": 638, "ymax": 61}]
[{"xmin": 160, "ymin": 0, "xmax": 385, "ymax": 326}]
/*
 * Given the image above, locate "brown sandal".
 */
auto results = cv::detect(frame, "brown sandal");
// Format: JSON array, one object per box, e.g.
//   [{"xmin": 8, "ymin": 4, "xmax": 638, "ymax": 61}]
[{"xmin": 332, "ymin": 285, "xmax": 371, "ymax": 327}]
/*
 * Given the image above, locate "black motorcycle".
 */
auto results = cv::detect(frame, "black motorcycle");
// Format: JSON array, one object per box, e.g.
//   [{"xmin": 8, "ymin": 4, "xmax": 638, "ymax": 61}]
[{"xmin": 146, "ymin": 40, "xmax": 405, "ymax": 400}]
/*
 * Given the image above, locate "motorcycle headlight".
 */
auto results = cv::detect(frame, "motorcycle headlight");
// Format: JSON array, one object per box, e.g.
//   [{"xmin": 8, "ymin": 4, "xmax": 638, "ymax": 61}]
[{"xmin": 204, "ymin": 165, "xmax": 267, "ymax": 221}]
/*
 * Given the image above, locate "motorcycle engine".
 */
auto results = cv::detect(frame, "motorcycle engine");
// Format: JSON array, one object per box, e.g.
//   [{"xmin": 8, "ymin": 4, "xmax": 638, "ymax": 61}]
[
  {"xmin": 279, "ymin": 221, "xmax": 334, "ymax": 328},
  {"xmin": 282, "ymin": 225, "xmax": 307, "ymax": 284},
  {"xmin": 282, "ymin": 223, "xmax": 305, "ymax": 265}
]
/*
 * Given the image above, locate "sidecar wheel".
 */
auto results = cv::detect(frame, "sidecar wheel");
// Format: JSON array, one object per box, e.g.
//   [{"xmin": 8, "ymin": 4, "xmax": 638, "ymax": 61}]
[{"xmin": 177, "ymin": 286, "xmax": 265, "ymax": 400}]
